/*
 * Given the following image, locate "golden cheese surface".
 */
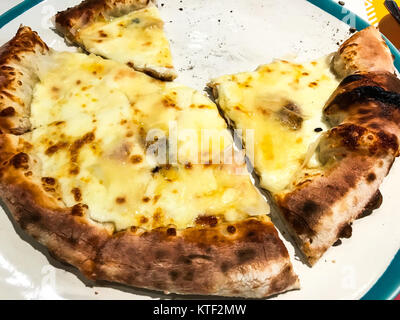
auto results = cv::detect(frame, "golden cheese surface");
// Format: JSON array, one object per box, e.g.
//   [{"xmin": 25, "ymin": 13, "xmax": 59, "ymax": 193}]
[
  {"xmin": 23, "ymin": 52, "xmax": 269, "ymax": 231},
  {"xmin": 76, "ymin": 6, "xmax": 175, "ymax": 73},
  {"xmin": 210, "ymin": 56, "xmax": 340, "ymax": 192}
]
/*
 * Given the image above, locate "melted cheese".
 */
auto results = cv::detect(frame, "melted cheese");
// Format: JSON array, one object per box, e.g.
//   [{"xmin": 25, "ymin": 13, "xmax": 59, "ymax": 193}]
[
  {"xmin": 211, "ymin": 56, "xmax": 340, "ymax": 192},
  {"xmin": 76, "ymin": 6, "xmax": 175, "ymax": 74},
  {"xmin": 25, "ymin": 52, "xmax": 268, "ymax": 231}
]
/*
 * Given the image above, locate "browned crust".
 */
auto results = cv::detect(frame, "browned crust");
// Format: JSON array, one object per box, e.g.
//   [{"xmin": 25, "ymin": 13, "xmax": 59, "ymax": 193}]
[
  {"xmin": 0, "ymin": 26, "xmax": 49, "ymax": 134},
  {"xmin": 210, "ymin": 27, "xmax": 400, "ymax": 266},
  {"xmin": 0, "ymin": 27, "xmax": 299, "ymax": 298},
  {"xmin": 332, "ymin": 26, "xmax": 395, "ymax": 78},
  {"xmin": 274, "ymin": 31, "xmax": 400, "ymax": 265},
  {"xmin": 275, "ymin": 152, "xmax": 392, "ymax": 265},
  {"xmin": 0, "ymin": 134, "xmax": 298, "ymax": 296},
  {"xmin": 324, "ymin": 72, "xmax": 400, "ymax": 145}
]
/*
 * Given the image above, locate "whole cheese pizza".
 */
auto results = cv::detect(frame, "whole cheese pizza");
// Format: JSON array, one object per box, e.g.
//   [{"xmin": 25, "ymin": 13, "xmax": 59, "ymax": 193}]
[{"xmin": 0, "ymin": 0, "xmax": 399, "ymax": 298}]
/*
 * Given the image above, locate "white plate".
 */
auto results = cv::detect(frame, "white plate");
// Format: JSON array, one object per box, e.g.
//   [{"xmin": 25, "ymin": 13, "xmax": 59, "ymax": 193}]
[{"xmin": 0, "ymin": 0, "xmax": 399, "ymax": 300}]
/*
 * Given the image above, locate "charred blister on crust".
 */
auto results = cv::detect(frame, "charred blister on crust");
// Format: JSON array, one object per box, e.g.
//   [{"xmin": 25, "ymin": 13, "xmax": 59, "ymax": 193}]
[
  {"xmin": 332, "ymin": 27, "xmax": 395, "ymax": 78},
  {"xmin": 324, "ymin": 73, "xmax": 400, "ymax": 139},
  {"xmin": 357, "ymin": 190, "xmax": 383, "ymax": 219},
  {"xmin": 10, "ymin": 152, "xmax": 29, "ymax": 170},
  {"xmin": 321, "ymin": 123, "xmax": 399, "ymax": 158},
  {"xmin": 71, "ymin": 203, "xmax": 88, "ymax": 217},
  {"xmin": 195, "ymin": 215, "xmax": 218, "ymax": 227}
]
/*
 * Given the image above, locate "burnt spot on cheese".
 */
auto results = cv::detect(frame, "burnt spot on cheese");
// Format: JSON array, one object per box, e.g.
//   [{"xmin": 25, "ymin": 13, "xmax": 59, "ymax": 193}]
[
  {"xmin": 126, "ymin": 130, "xmax": 133, "ymax": 137},
  {"xmin": 131, "ymin": 17, "xmax": 141, "ymax": 24},
  {"xmin": 130, "ymin": 154, "xmax": 143, "ymax": 164},
  {"xmin": 151, "ymin": 166, "xmax": 161, "ymax": 174},
  {"xmin": 162, "ymin": 95, "xmax": 182, "ymax": 110},
  {"xmin": 69, "ymin": 132, "xmax": 95, "ymax": 175},
  {"xmin": 227, "ymin": 225, "xmax": 236, "ymax": 234},
  {"xmin": 195, "ymin": 215, "xmax": 218, "ymax": 227},
  {"xmin": 308, "ymin": 81, "xmax": 318, "ymax": 88},
  {"xmin": 140, "ymin": 216, "xmax": 149, "ymax": 224},
  {"xmin": 71, "ymin": 187, "xmax": 82, "ymax": 202},
  {"xmin": 127, "ymin": 62, "xmax": 134, "ymax": 69},
  {"xmin": 142, "ymin": 196, "xmax": 150, "ymax": 202},
  {"xmin": 50, "ymin": 121, "xmax": 65, "ymax": 127},
  {"xmin": 45, "ymin": 142, "xmax": 68, "ymax": 156},
  {"xmin": 277, "ymin": 103, "xmax": 303, "ymax": 130},
  {"xmin": 42, "ymin": 177, "xmax": 56, "ymax": 185},
  {"xmin": 98, "ymin": 30, "xmax": 108, "ymax": 38},
  {"xmin": 71, "ymin": 203, "xmax": 88, "ymax": 217},
  {"xmin": 153, "ymin": 194, "xmax": 161, "ymax": 203},
  {"xmin": 10, "ymin": 152, "xmax": 29, "ymax": 169},
  {"xmin": 151, "ymin": 164, "xmax": 171, "ymax": 175},
  {"xmin": 116, "ymin": 197, "xmax": 126, "ymax": 204},
  {"xmin": 166, "ymin": 227, "xmax": 176, "ymax": 236},
  {"xmin": 69, "ymin": 165, "xmax": 80, "ymax": 175},
  {"xmin": 153, "ymin": 208, "xmax": 162, "ymax": 222},
  {"xmin": 0, "ymin": 107, "xmax": 15, "ymax": 117},
  {"xmin": 184, "ymin": 162, "xmax": 192, "ymax": 169}
]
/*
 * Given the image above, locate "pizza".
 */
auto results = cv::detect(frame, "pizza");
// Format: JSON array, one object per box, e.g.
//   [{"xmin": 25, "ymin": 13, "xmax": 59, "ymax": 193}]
[
  {"xmin": 54, "ymin": 0, "xmax": 177, "ymax": 81},
  {"xmin": 0, "ymin": 26, "xmax": 299, "ymax": 298},
  {"xmin": 0, "ymin": 0, "xmax": 399, "ymax": 299},
  {"xmin": 209, "ymin": 26, "xmax": 400, "ymax": 265}
]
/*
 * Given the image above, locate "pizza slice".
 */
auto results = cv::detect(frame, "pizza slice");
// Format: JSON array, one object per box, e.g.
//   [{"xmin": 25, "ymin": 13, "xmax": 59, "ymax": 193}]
[
  {"xmin": 209, "ymin": 27, "xmax": 400, "ymax": 265},
  {"xmin": 0, "ymin": 26, "xmax": 299, "ymax": 298},
  {"xmin": 54, "ymin": 0, "xmax": 177, "ymax": 81}
]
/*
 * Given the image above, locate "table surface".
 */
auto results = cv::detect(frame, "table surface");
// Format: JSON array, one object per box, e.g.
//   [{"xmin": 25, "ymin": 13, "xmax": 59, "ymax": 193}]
[{"xmin": 0, "ymin": 0, "xmax": 399, "ymax": 301}]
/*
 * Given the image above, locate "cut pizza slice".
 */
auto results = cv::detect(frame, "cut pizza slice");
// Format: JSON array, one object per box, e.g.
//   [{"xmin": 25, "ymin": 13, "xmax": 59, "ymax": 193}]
[
  {"xmin": 209, "ymin": 27, "xmax": 400, "ymax": 265},
  {"xmin": 0, "ymin": 26, "xmax": 299, "ymax": 298},
  {"xmin": 55, "ymin": 0, "xmax": 177, "ymax": 81}
]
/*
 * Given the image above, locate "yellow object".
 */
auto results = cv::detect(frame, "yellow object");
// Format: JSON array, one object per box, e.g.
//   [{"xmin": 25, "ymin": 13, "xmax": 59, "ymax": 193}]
[
  {"xmin": 77, "ymin": 5, "xmax": 176, "ymax": 78},
  {"xmin": 210, "ymin": 56, "xmax": 340, "ymax": 193},
  {"xmin": 22, "ymin": 52, "xmax": 269, "ymax": 231},
  {"xmin": 365, "ymin": 0, "xmax": 389, "ymax": 26},
  {"xmin": 365, "ymin": 0, "xmax": 399, "ymax": 25}
]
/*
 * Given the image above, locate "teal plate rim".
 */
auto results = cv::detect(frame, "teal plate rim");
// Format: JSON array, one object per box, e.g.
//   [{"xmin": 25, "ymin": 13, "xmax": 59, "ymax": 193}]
[{"xmin": 0, "ymin": 0, "xmax": 399, "ymax": 300}]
